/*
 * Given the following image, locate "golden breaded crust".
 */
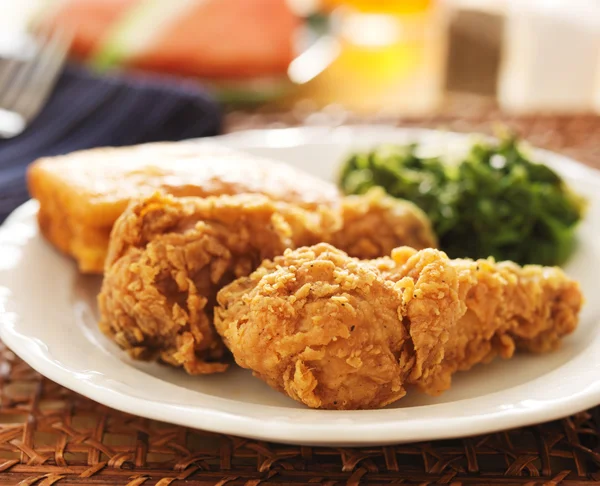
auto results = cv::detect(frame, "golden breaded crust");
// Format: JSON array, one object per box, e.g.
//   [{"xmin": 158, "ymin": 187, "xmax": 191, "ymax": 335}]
[
  {"xmin": 98, "ymin": 192, "xmax": 340, "ymax": 374},
  {"xmin": 28, "ymin": 142, "xmax": 342, "ymax": 273},
  {"xmin": 379, "ymin": 247, "xmax": 582, "ymax": 395},
  {"xmin": 330, "ymin": 188, "xmax": 437, "ymax": 259},
  {"xmin": 215, "ymin": 243, "xmax": 582, "ymax": 409},
  {"xmin": 97, "ymin": 190, "xmax": 437, "ymax": 376},
  {"xmin": 215, "ymin": 244, "xmax": 412, "ymax": 409}
]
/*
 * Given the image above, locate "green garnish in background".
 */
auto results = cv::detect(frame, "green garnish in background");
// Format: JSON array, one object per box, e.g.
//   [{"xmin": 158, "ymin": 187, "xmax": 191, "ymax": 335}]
[{"xmin": 339, "ymin": 135, "xmax": 586, "ymax": 266}]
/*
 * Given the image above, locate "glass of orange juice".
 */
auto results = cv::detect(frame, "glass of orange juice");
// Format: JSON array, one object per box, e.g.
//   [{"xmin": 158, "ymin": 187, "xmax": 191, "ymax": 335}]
[
  {"xmin": 321, "ymin": 0, "xmax": 434, "ymax": 14},
  {"xmin": 298, "ymin": 0, "xmax": 447, "ymax": 115}
]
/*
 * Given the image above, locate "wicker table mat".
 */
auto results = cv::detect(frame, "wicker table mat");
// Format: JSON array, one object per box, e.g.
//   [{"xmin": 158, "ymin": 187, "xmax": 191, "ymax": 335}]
[{"xmin": 1, "ymin": 112, "xmax": 600, "ymax": 485}]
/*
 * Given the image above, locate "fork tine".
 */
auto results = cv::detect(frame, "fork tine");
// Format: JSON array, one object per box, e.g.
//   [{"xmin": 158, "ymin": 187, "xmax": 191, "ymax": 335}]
[
  {"xmin": 0, "ymin": 38, "xmax": 43, "ymax": 112},
  {"xmin": 0, "ymin": 58, "xmax": 24, "ymax": 96},
  {"xmin": 14, "ymin": 27, "xmax": 71, "ymax": 121},
  {"xmin": 0, "ymin": 34, "xmax": 36, "ymax": 92}
]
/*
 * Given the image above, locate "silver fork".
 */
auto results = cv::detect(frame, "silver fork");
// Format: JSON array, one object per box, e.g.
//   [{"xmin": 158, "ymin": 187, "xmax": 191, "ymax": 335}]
[{"xmin": 0, "ymin": 28, "xmax": 70, "ymax": 139}]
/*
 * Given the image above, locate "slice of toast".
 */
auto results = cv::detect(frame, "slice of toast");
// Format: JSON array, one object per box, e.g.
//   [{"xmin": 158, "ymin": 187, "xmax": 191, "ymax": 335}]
[{"xmin": 27, "ymin": 141, "xmax": 341, "ymax": 273}]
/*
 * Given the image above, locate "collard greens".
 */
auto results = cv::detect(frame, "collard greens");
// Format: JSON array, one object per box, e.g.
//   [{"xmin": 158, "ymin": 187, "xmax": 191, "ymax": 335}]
[{"xmin": 339, "ymin": 136, "xmax": 585, "ymax": 266}]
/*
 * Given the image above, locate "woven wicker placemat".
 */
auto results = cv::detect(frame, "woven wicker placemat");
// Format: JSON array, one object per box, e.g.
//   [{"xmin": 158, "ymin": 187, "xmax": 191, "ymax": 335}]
[{"xmin": 1, "ymin": 111, "xmax": 599, "ymax": 485}]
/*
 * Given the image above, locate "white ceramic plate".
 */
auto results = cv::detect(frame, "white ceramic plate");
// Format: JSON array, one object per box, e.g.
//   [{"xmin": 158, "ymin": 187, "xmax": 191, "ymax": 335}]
[{"xmin": 1, "ymin": 126, "xmax": 599, "ymax": 446}]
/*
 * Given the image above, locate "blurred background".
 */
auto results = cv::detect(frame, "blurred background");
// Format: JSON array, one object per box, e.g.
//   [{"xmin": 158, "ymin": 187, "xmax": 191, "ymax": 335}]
[{"xmin": 3, "ymin": 0, "xmax": 600, "ymax": 120}]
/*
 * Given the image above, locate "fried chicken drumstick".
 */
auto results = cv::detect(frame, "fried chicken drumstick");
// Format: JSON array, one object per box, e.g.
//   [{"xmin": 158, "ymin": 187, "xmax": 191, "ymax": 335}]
[
  {"xmin": 99, "ymin": 191, "xmax": 435, "ymax": 374},
  {"xmin": 215, "ymin": 243, "xmax": 582, "ymax": 409}
]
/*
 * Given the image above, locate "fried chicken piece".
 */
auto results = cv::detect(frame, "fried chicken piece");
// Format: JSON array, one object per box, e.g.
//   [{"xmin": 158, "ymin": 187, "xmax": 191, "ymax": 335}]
[
  {"xmin": 330, "ymin": 188, "xmax": 437, "ymax": 259},
  {"xmin": 28, "ymin": 142, "xmax": 341, "ymax": 273},
  {"xmin": 215, "ymin": 243, "xmax": 582, "ymax": 409},
  {"xmin": 98, "ymin": 192, "xmax": 338, "ymax": 374},
  {"xmin": 216, "ymin": 244, "xmax": 412, "ymax": 408},
  {"xmin": 376, "ymin": 247, "xmax": 582, "ymax": 395}
]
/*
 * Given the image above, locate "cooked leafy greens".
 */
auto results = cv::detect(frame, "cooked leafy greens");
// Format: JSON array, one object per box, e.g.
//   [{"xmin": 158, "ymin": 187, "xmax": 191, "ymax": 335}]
[{"xmin": 339, "ymin": 136, "xmax": 585, "ymax": 266}]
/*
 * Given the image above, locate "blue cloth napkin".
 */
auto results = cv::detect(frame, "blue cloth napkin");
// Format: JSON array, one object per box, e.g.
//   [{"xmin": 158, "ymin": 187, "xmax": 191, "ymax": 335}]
[{"xmin": 0, "ymin": 64, "xmax": 223, "ymax": 222}]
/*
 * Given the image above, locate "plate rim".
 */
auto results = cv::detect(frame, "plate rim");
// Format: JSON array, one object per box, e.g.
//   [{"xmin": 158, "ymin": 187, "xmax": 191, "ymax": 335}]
[{"xmin": 1, "ymin": 126, "xmax": 599, "ymax": 446}]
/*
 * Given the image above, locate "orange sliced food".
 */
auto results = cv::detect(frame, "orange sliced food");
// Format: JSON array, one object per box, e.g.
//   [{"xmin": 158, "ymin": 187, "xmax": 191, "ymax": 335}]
[{"xmin": 90, "ymin": 0, "xmax": 299, "ymax": 79}]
